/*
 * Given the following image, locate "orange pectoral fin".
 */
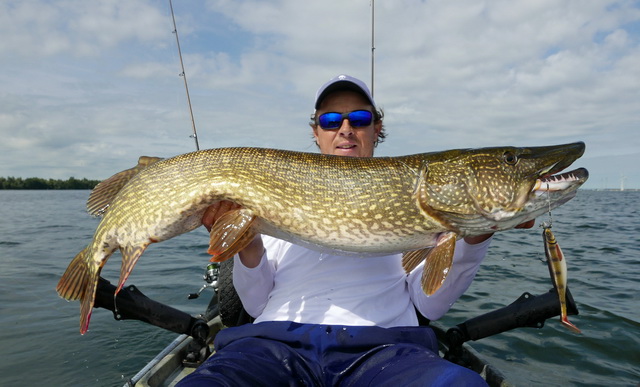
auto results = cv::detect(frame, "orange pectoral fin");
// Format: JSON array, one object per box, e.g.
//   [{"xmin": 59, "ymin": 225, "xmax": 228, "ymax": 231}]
[
  {"xmin": 208, "ymin": 209, "xmax": 257, "ymax": 262},
  {"xmin": 402, "ymin": 248, "xmax": 433, "ymax": 274},
  {"xmin": 419, "ymin": 232, "xmax": 456, "ymax": 296}
]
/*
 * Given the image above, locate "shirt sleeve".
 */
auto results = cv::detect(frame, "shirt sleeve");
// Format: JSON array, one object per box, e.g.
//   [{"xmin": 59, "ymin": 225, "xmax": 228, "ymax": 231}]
[
  {"xmin": 232, "ymin": 241, "xmax": 276, "ymax": 318},
  {"xmin": 409, "ymin": 236, "xmax": 492, "ymax": 321}
]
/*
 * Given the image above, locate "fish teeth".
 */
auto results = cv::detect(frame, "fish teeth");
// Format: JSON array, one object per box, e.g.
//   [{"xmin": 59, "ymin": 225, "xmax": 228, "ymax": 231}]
[{"xmin": 535, "ymin": 169, "xmax": 584, "ymax": 192}]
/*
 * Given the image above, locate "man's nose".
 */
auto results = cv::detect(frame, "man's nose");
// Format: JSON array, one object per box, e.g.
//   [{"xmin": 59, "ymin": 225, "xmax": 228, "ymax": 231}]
[{"xmin": 337, "ymin": 118, "xmax": 354, "ymax": 135}]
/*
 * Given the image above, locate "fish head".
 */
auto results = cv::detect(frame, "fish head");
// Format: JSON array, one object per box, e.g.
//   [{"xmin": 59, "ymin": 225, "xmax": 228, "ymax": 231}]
[{"xmin": 419, "ymin": 142, "xmax": 588, "ymax": 234}]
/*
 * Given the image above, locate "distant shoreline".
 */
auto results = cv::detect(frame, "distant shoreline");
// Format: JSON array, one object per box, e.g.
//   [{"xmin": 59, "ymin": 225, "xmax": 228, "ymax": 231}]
[
  {"xmin": 0, "ymin": 177, "xmax": 99, "ymax": 190},
  {"xmin": 589, "ymin": 188, "xmax": 640, "ymax": 192}
]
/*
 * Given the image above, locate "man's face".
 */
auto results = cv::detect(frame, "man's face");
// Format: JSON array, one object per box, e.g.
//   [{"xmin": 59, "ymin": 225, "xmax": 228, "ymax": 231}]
[{"xmin": 313, "ymin": 90, "xmax": 381, "ymax": 158}]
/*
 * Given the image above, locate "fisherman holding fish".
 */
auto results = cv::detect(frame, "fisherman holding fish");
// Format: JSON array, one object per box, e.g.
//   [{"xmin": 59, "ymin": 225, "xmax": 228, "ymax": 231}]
[{"xmin": 181, "ymin": 75, "xmax": 533, "ymax": 386}]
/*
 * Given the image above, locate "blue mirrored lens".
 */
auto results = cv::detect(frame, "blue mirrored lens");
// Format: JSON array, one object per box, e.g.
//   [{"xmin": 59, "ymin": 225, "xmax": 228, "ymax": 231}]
[
  {"xmin": 347, "ymin": 110, "xmax": 373, "ymax": 127},
  {"xmin": 318, "ymin": 112, "xmax": 344, "ymax": 129},
  {"xmin": 318, "ymin": 110, "xmax": 373, "ymax": 129}
]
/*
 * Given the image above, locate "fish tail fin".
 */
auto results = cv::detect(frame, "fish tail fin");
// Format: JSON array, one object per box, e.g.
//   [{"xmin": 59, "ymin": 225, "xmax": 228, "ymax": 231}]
[
  {"xmin": 57, "ymin": 247, "xmax": 91, "ymax": 301},
  {"xmin": 79, "ymin": 273, "xmax": 99, "ymax": 335},
  {"xmin": 561, "ymin": 317, "xmax": 582, "ymax": 334},
  {"xmin": 116, "ymin": 243, "xmax": 150, "ymax": 294},
  {"xmin": 56, "ymin": 246, "xmax": 101, "ymax": 334}
]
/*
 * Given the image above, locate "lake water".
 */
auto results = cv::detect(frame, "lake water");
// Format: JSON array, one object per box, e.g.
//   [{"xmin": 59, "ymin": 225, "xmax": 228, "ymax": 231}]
[{"xmin": 0, "ymin": 190, "xmax": 638, "ymax": 386}]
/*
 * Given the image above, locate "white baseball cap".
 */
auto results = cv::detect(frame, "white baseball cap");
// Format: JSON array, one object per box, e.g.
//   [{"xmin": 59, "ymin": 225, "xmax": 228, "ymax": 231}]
[{"xmin": 314, "ymin": 74, "xmax": 376, "ymax": 110}]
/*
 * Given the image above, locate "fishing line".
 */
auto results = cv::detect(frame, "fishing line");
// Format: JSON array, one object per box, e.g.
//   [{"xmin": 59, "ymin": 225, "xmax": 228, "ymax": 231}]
[
  {"xmin": 542, "ymin": 183, "xmax": 553, "ymax": 229},
  {"xmin": 537, "ymin": 183, "xmax": 553, "ymax": 264}
]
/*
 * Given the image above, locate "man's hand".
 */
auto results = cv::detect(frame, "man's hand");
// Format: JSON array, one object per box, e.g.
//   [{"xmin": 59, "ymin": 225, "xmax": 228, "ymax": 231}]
[
  {"xmin": 464, "ymin": 219, "xmax": 536, "ymax": 245},
  {"xmin": 515, "ymin": 219, "xmax": 536, "ymax": 229},
  {"xmin": 202, "ymin": 201, "xmax": 242, "ymax": 231}
]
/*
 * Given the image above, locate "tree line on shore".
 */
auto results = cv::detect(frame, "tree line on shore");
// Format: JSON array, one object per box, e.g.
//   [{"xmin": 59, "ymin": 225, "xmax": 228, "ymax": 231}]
[{"xmin": 0, "ymin": 176, "xmax": 100, "ymax": 190}]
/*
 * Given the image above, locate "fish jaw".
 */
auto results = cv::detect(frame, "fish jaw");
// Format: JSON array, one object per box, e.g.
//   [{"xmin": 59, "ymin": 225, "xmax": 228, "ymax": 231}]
[
  {"xmin": 532, "ymin": 167, "xmax": 589, "ymax": 196},
  {"xmin": 487, "ymin": 167, "xmax": 589, "ymax": 225},
  {"xmin": 514, "ymin": 166, "xmax": 589, "ymax": 224},
  {"xmin": 419, "ymin": 142, "xmax": 588, "ymax": 236}
]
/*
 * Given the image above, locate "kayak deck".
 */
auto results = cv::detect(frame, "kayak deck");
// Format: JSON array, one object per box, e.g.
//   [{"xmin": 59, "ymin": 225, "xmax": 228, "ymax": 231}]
[
  {"xmin": 128, "ymin": 317, "xmax": 510, "ymax": 387},
  {"xmin": 130, "ymin": 316, "xmax": 223, "ymax": 387}
]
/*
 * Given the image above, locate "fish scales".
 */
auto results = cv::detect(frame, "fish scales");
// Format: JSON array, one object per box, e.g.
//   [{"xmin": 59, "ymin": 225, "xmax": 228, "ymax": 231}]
[
  {"xmin": 91, "ymin": 147, "xmax": 439, "ymax": 261},
  {"xmin": 196, "ymin": 148, "xmax": 441, "ymax": 252},
  {"xmin": 57, "ymin": 143, "xmax": 588, "ymax": 334}
]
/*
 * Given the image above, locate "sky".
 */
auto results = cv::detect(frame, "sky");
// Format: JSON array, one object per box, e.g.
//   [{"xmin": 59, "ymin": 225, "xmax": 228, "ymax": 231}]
[{"xmin": 1, "ymin": 0, "xmax": 639, "ymax": 190}]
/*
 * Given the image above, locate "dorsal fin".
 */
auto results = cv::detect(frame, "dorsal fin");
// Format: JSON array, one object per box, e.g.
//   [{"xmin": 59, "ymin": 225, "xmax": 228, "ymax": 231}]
[{"xmin": 86, "ymin": 156, "xmax": 163, "ymax": 216}]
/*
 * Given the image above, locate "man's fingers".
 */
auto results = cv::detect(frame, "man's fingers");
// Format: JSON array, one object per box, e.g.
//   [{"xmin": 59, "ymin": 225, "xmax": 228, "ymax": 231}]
[
  {"xmin": 515, "ymin": 219, "xmax": 535, "ymax": 229},
  {"xmin": 202, "ymin": 204, "xmax": 220, "ymax": 231},
  {"xmin": 202, "ymin": 201, "xmax": 242, "ymax": 231}
]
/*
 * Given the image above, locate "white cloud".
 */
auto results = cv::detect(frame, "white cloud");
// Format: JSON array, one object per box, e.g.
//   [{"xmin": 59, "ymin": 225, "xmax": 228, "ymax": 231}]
[
  {"xmin": 0, "ymin": 0, "xmax": 638, "ymax": 188},
  {"xmin": 0, "ymin": 0, "xmax": 168, "ymax": 58}
]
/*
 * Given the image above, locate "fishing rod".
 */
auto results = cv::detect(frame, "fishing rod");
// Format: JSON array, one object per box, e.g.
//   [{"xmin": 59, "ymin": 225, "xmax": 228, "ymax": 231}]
[
  {"xmin": 169, "ymin": 0, "xmax": 200, "ymax": 151},
  {"xmin": 370, "ymin": 0, "xmax": 375, "ymax": 97},
  {"xmin": 168, "ymin": 0, "xmax": 222, "ymax": 305}
]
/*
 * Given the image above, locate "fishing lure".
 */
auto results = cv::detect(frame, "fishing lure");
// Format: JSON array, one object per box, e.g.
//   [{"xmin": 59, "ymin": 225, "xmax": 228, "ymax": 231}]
[
  {"xmin": 542, "ymin": 221, "xmax": 581, "ymax": 334},
  {"xmin": 541, "ymin": 180, "xmax": 580, "ymax": 333}
]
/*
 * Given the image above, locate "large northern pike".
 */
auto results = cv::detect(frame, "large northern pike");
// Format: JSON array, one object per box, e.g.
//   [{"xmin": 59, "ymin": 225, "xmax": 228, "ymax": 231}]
[{"xmin": 57, "ymin": 143, "xmax": 588, "ymax": 334}]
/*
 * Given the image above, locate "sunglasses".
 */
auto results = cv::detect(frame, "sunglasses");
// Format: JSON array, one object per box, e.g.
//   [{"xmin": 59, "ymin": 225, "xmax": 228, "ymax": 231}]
[{"xmin": 316, "ymin": 110, "xmax": 374, "ymax": 130}]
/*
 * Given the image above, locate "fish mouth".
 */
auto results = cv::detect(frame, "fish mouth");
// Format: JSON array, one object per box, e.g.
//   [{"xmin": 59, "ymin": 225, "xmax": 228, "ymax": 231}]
[
  {"xmin": 470, "ymin": 166, "xmax": 588, "ymax": 231},
  {"xmin": 517, "ymin": 166, "xmax": 588, "ymax": 224},
  {"xmin": 429, "ymin": 142, "xmax": 589, "ymax": 234},
  {"xmin": 533, "ymin": 167, "xmax": 589, "ymax": 193}
]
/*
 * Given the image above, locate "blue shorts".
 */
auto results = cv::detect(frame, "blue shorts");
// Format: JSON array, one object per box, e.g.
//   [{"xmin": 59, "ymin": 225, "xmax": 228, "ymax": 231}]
[{"xmin": 178, "ymin": 321, "xmax": 487, "ymax": 386}]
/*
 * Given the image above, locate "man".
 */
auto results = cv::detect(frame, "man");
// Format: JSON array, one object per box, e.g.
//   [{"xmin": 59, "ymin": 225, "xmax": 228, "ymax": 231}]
[{"xmin": 181, "ymin": 74, "xmax": 527, "ymax": 386}]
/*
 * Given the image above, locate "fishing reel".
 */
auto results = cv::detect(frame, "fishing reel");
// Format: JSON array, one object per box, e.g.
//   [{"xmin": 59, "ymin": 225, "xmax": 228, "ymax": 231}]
[{"xmin": 188, "ymin": 262, "xmax": 220, "ymax": 299}]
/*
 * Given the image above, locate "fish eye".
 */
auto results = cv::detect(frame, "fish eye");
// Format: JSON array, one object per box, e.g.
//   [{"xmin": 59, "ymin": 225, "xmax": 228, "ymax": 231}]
[{"xmin": 503, "ymin": 151, "xmax": 518, "ymax": 165}]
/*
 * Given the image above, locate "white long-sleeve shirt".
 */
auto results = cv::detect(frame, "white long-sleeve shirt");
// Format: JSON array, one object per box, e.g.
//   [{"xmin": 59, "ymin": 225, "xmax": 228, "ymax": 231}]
[{"xmin": 233, "ymin": 235, "xmax": 491, "ymax": 328}]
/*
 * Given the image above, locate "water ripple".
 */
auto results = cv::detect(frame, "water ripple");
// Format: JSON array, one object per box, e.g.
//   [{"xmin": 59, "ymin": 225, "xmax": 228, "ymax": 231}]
[{"xmin": 1, "ymin": 190, "xmax": 638, "ymax": 386}]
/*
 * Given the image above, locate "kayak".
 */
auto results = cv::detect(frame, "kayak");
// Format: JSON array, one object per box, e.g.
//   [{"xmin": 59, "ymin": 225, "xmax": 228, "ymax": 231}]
[
  {"xmin": 124, "ymin": 316, "xmax": 512, "ymax": 387},
  {"xmin": 105, "ymin": 264, "xmax": 576, "ymax": 387}
]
